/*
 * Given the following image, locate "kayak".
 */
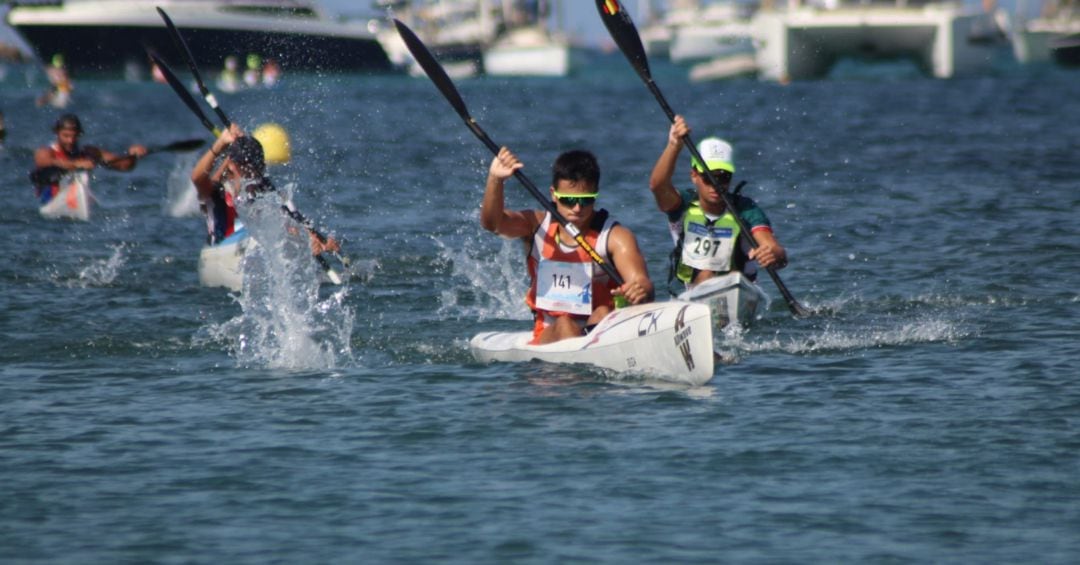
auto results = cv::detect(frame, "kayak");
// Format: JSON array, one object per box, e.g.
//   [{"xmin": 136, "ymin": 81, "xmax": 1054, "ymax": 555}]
[
  {"xmin": 676, "ymin": 271, "xmax": 770, "ymax": 332},
  {"xmin": 39, "ymin": 171, "xmax": 91, "ymax": 221},
  {"xmin": 198, "ymin": 226, "xmax": 249, "ymax": 291},
  {"xmin": 470, "ymin": 301, "xmax": 716, "ymax": 386},
  {"xmin": 197, "ymin": 224, "xmax": 348, "ymax": 291}
]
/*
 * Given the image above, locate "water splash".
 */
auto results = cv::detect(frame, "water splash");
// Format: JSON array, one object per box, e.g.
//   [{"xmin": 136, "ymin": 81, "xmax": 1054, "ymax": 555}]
[
  {"xmin": 205, "ymin": 186, "xmax": 354, "ymax": 370},
  {"xmin": 64, "ymin": 243, "xmax": 128, "ymax": 287},
  {"xmin": 162, "ymin": 154, "xmax": 201, "ymax": 218},
  {"xmin": 436, "ymin": 233, "xmax": 530, "ymax": 322}
]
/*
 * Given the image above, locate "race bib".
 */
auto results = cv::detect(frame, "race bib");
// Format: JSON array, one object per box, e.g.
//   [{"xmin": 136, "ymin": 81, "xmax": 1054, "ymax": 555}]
[
  {"xmin": 535, "ymin": 259, "xmax": 593, "ymax": 316},
  {"xmin": 681, "ymin": 222, "xmax": 734, "ymax": 273}
]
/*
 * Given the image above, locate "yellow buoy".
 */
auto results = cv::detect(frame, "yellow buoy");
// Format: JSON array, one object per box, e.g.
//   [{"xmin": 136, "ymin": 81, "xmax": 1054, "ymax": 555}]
[{"xmin": 252, "ymin": 122, "xmax": 290, "ymax": 165}]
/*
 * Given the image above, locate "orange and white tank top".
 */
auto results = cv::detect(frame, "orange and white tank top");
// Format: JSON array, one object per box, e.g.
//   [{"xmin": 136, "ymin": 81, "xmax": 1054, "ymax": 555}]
[{"xmin": 525, "ymin": 210, "xmax": 617, "ymax": 317}]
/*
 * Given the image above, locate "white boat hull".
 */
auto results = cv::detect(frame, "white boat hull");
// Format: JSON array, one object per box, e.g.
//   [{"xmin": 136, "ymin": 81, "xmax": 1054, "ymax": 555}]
[
  {"xmin": 482, "ymin": 26, "xmax": 570, "ymax": 77},
  {"xmin": 470, "ymin": 301, "xmax": 715, "ymax": 386},
  {"xmin": 198, "ymin": 229, "xmax": 249, "ymax": 291},
  {"xmin": 677, "ymin": 272, "xmax": 770, "ymax": 332},
  {"xmin": 197, "ymin": 228, "xmax": 346, "ymax": 291},
  {"xmin": 39, "ymin": 171, "xmax": 90, "ymax": 221}
]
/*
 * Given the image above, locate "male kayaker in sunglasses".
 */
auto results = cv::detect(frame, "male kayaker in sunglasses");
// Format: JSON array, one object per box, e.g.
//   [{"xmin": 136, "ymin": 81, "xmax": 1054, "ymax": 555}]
[
  {"xmin": 30, "ymin": 113, "xmax": 148, "ymax": 204},
  {"xmin": 191, "ymin": 123, "xmax": 338, "ymax": 256},
  {"xmin": 482, "ymin": 147, "xmax": 654, "ymax": 345},
  {"xmin": 649, "ymin": 115, "xmax": 787, "ymax": 292}
]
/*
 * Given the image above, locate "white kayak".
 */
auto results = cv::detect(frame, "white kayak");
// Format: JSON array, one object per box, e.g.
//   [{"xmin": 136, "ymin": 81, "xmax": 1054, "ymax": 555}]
[
  {"xmin": 198, "ymin": 227, "xmax": 249, "ymax": 291},
  {"xmin": 470, "ymin": 301, "xmax": 716, "ymax": 386},
  {"xmin": 677, "ymin": 271, "xmax": 770, "ymax": 332},
  {"xmin": 39, "ymin": 171, "xmax": 91, "ymax": 221},
  {"xmin": 197, "ymin": 225, "xmax": 347, "ymax": 291}
]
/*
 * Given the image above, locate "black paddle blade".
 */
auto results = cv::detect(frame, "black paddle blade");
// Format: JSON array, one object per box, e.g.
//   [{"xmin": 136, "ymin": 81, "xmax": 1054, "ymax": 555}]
[
  {"xmin": 157, "ymin": 7, "xmax": 230, "ymax": 127},
  {"xmin": 148, "ymin": 51, "xmax": 218, "ymax": 135},
  {"xmin": 157, "ymin": 8, "xmax": 202, "ymax": 85},
  {"xmin": 595, "ymin": 0, "xmax": 652, "ymax": 81},
  {"xmin": 393, "ymin": 19, "xmax": 472, "ymax": 123},
  {"xmin": 161, "ymin": 138, "xmax": 206, "ymax": 153}
]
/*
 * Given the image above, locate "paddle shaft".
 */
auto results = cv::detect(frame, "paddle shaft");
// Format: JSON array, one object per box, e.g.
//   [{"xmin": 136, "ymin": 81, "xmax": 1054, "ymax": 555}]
[
  {"xmin": 393, "ymin": 18, "xmax": 624, "ymax": 286},
  {"xmin": 157, "ymin": 7, "xmax": 231, "ymax": 128},
  {"xmin": 149, "ymin": 52, "xmax": 220, "ymax": 136},
  {"xmin": 596, "ymin": 0, "xmax": 809, "ymax": 317},
  {"xmin": 101, "ymin": 139, "xmax": 205, "ymax": 166}
]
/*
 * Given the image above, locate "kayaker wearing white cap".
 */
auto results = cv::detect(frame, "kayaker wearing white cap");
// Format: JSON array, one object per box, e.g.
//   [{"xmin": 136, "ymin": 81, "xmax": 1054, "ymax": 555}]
[{"xmin": 649, "ymin": 115, "xmax": 787, "ymax": 291}]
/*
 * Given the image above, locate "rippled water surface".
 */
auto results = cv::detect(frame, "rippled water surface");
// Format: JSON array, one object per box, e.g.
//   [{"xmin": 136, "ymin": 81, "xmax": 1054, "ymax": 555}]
[{"xmin": 1, "ymin": 56, "xmax": 1078, "ymax": 562}]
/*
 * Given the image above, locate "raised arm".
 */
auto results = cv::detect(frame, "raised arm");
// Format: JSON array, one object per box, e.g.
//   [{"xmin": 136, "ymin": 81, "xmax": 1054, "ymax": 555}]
[
  {"xmin": 480, "ymin": 146, "xmax": 538, "ymax": 239},
  {"xmin": 191, "ymin": 124, "xmax": 241, "ymax": 200},
  {"xmin": 648, "ymin": 114, "xmax": 689, "ymax": 214}
]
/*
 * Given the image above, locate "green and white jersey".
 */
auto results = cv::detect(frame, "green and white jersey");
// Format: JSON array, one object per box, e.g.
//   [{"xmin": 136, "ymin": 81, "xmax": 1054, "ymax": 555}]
[{"xmin": 667, "ymin": 188, "xmax": 772, "ymax": 284}]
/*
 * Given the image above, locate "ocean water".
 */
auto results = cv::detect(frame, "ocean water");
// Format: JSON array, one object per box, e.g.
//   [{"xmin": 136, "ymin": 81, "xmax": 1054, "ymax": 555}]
[{"xmin": 1, "ymin": 56, "xmax": 1078, "ymax": 562}]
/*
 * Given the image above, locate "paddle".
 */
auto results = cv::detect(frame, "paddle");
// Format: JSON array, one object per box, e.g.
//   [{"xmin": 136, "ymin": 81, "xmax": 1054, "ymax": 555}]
[
  {"xmin": 149, "ymin": 50, "xmax": 351, "ymax": 283},
  {"xmin": 157, "ymin": 7, "xmax": 231, "ymax": 128},
  {"xmin": 148, "ymin": 51, "xmax": 220, "ymax": 136},
  {"xmin": 29, "ymin": 139, "xmax": 208, "ymax": 185},
  {"xmin": 393, "ymin": 18, "xmax": 624, "ymax": 286},
  {"xmin": 595, "ymin": 0, "xmax": 811, "ymax": 318},
  {"xmin": 102, "ymin": 138, "xmax": 206, "ymax": 166}
]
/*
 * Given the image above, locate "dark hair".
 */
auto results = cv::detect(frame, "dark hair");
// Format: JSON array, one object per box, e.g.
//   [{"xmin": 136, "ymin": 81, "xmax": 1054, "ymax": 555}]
[
  {"xmin": 53, "ymin": 113, "xmax": 82, "ymax": 133},
  {"xmin": 551, "ymin": 149, "xmax": 600, "ymax": 190},
  {"xmin": 227, "ymin": 136, "xmax": 266, "ymax": 176}
]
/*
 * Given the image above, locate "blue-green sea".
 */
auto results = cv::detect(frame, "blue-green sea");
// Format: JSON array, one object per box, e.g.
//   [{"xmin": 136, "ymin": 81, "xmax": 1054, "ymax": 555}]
[{"xmin": 1, "ymin": 53, "xmax": 1078, "ymax": 563}]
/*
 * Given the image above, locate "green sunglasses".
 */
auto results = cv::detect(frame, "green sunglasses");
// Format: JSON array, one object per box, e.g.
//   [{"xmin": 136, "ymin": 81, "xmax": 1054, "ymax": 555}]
[{"xmin": 552, "ymin": 190, "xmax": 598, "ymax": 207}]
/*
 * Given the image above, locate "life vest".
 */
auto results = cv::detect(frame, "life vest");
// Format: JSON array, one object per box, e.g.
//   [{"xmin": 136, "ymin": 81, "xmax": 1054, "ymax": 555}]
[
  {"xmin": 205, "ymin": 182, "xmax": 238, "ymax": 245},
  {"xmin": 672, "ymin": 200, "xmax": 747, "ymax": 285},
  {"xmin": 526, "ymin": 210, "xmax": 618, "ymax": 317},
  {"xmin": 34, "ymin": 143, "xmax": 84, "ymax": 203}
]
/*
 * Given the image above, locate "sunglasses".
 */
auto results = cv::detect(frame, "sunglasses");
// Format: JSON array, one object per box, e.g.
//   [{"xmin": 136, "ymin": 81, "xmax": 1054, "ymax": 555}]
[{"xmin": 552, "ymin": 190, "xmax": 598, "ymax": 207}]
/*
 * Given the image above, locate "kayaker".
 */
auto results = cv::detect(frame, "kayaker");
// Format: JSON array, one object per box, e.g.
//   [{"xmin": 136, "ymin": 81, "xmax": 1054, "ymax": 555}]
[
  {"xmin": 649, "ymin": 115, "xmax": 787, "ymax": 291},
  {"xmin": 191, "ymin": 123, "xmax": 338, "ymax": 255},
  {"xmin": 482, "ymin": 147, "xmax": 655, "ymax": 345},
  {"xmin": 30, "ymin": 113, "xmax": 148, "ymax": 204}
]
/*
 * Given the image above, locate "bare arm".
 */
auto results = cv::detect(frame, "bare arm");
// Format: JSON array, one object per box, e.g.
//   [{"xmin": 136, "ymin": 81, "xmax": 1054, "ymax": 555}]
[
  {"xmin": 34, "ymin": 146, "xmax": 95, "ymax": 171},
  {"xmin": 98, "ymin": 144, "xmax": 148, "ymax": 172},
  {"xmin": 608, "ymin": 225, "xmax": 655, "ymax": 305},
  {"xmin": 191, "ymin": 124, "xmax": 241, "ymax": 201},
  {"xmin": 648, "ymin": 114, "xmax": 689, "ymax": 214},
  {"xmin": 748, "ymin": 228, "xmax": 788, "ymax": 270},
  {"xmin": 480, "ymin": 146, "xmax": 537, "ymax": 239}
]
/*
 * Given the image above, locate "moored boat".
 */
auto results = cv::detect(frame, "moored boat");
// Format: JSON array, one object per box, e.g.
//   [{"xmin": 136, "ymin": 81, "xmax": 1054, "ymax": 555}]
[
  {"xmin": 39, "ymin": 170, "xmax": 91, "ymax": 221},
  {"xmin": 6, "ymin": 0, "xmax": 392, "ymax": 74},
  {"xmin": 676, "ymin": 271, "xmax": 769, "ymax": 332},
  {"xmin": 1050, "ymin": 32, "xmax": 1080, "ymax": 66},
  {"xmin": 470, "ymin": 301, "xmax": 715, "ymax": 386}
]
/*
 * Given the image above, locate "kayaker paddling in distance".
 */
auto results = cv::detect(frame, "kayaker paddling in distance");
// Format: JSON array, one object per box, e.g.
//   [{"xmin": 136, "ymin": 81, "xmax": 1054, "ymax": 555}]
[
  {"xmin": 649, "ymin": 116, "xmax": 787, "ymax": 290},
  {"xmin": 191, "ymin": 123, "xmax": 338, "ymax": 256},
  {"xmin": 30, "ymin": 114, "xmax": 148, "ymax": 204},
  {"xmin": 482, "ymin": 147, "xmax": 654, "ymax": 345}
]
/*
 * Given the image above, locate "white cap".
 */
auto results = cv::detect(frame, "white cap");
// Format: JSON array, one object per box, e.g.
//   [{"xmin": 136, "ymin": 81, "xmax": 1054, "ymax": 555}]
[{"xmin": 691, "ymin": 137, "xmax": 735, "ymax": 174}]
